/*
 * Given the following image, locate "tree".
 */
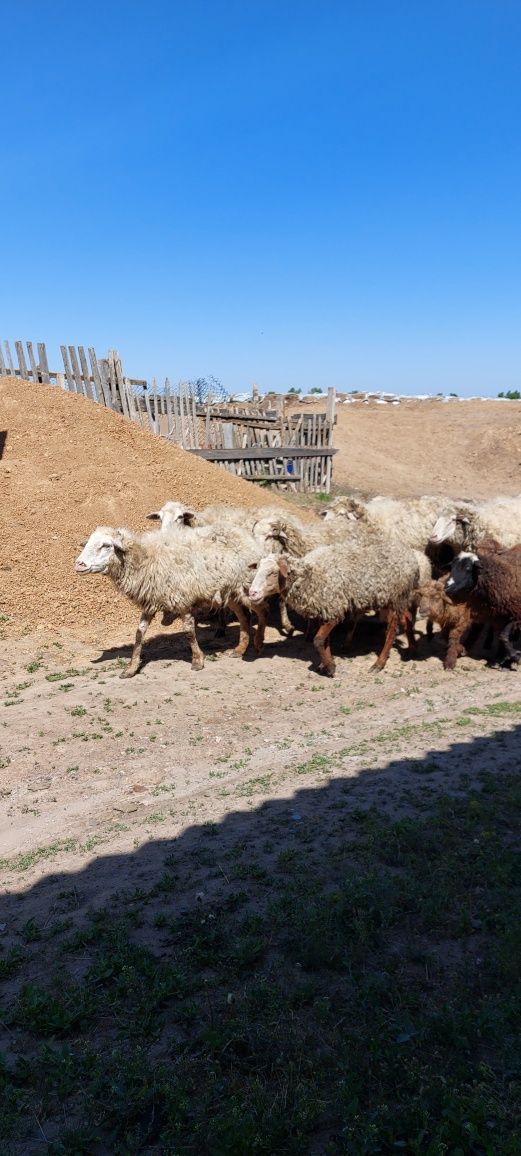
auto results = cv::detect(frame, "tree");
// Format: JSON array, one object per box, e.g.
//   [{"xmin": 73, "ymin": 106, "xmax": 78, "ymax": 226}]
[
  {"xmin": 310, "ymin": 387, "xmax": 323, "ymax": 394},
  {"xmin": 498, "ymin": 389, "xmax": 521, "ymax": 400},
  {"xmin": 287, "ymin": 387, "xmax": 301, "ymax": 395}
]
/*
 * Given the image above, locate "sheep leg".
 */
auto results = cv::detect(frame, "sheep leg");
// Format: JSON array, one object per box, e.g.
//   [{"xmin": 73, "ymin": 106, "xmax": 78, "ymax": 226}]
[
  {"xmin": 314, "ymin": 620, "xmax": 340, "ymax": 677},
  {"xmin": 253, "ymin": 601, "xmax": 268, "ymax": 653},
  {"xmin": 279, "ymin": 596, "xmax": 294, "ymax": 637},
  {"xmin": 227, "ymin": 599, "xmax": 251, "ymax": 657},
  {"xmin": 426, "ymin": 618, "xmax": 434, "ymax": 639},
  {"xmin": 370, "ymin": 610, "xmax": 398, "ymax": 672},
  {"xmin": 443, "ymin": 626, "xmax": 466, "ymax": 670},
  {"xmin": 183, "ymin": 613, "xmax": 204, "ymax": 671},
  {"xmin": 214, "ymin": 608, "xmax": 229, "ymax": 639},
  {"xmin": 342, "ymin": 613, "xmax": 360, "ymax": 653},
  {"xmin": 403, "ymin": 610, "xmax": 417, "ymax": 652},
  {"xmin": 498, "ymin": 621, "xmax": 521, "ymax": 666},
  {"xmin": 121, "ymin": 612, "xmax": 154, "ymax": 678}
]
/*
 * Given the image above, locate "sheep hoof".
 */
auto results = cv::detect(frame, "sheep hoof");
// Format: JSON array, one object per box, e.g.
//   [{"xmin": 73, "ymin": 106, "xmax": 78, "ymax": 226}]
[
  {"xmin": 228, "ymin": 647, "xmax": 246, "ymax": 658},
  {"xmin": 161, "ymin": 612, "xmax": 175, "ymax": 627},
  {"xmin": 318, "ymin": 663, "xmax": 335, "ymax": 677},
  {"xmin": 191, "ymin": 657, "xmax": 204, "ymax": 671},
  {"xmin": 369, "ymin": 661, "xmax": 383, "ymax": 673},
  {"xmin": 120, "ymin": 667, "xmax": 137, "ymax": 679}
]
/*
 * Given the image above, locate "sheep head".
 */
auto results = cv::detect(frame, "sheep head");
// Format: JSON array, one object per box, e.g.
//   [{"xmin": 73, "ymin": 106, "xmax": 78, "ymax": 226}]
[
  {"xmin": 75, "ymin": 527, "xmax": 130, "ymax": 574},
  {"xmin": 146, "ymin": 501, "xmax": 197, "ymax": 530},
  {"xmin": 319, "ymin": 496, "xmax": 364, "ymax": 522},
  {"xmin": 248, "ymin": 555, "xmax": 288, "ymax": 603},
  {"xmin": 429, "ymin": 506, "xmax": 473, "ymax": 548},
  {"xmin": 445, "ymin": 552, "xmax": 480, "ymax": 597},
  {"xmin": 252, "ymin": 517, "xmax": 289, "ymax": 554}
]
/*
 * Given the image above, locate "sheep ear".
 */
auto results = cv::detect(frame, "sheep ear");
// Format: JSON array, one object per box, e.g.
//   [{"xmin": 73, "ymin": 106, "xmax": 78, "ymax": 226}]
[
  {"xmin": 112, "ymin": 533, "xmax": 128, "ymax": 553},
  {"xmin": 278, "ymin": 557, "xmax": 289, "ymax": 579},
  {"xmin": 318, "ymin": 509, "xmax": 328, "ymax": 519},
  {"xmin": 146, "ymin": 511, "xmax": 161, "ymax": 520},
  {"xmin": 181, "ymin": 509, "xmax": 196, "ymax": 526},
  {"xmin": 79, "ymin": 539, "xmax": 87, "ymax": 549}
]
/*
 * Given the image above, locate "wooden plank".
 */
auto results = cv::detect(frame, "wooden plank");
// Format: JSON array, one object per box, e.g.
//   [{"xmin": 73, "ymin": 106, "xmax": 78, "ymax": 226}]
[
  {"xmin": 60, "ymin": 346, "xmax": 75, "ymax": 391},
  {"xmin": 190, "ymin": 446, "xmax": 337, "ymax": 461},
  {"xmin": 4, "ymin": 341, "xmax": 15, "ymax": 374},
  {"xmin": 78, "ymin": 346, "xmax": 96, "ymax": 401},
  {"xmin": 26, "ymin": 341, "xmax": 39, "ymax": 382},
  {"xmin": 0, "ymin": 344, "xmax": 7, "ymax": 377},
  {"xmin": 89, "ymin": 348, "xmax": 111, "ymax": 408},
  {"xmin": 126, "ymin": 378, "xmax": 141, "ymax": 423},
  {"xmin": 99, "ymin": 358, "xmax": 116, "ymax": 408},
  {"xmin": 180, "ymin": 383, "xmax": 189, "ymax": 448},
  {"xmin": 113, "ymin": 350, "xmax": 130, "ymax": 419},
  {"xmin": 326, "ymin": 386, "xmax": 336, "ymax": 426},
  {"xmin": 104, "ymin": 351, "xmax": 120, "ymax": 410},
  {"xmin": 172, "ymin": 392, "xmax": 181, "ymax": 445},
  {"xmin": 222, "ymin": 422, "xmax": 234, "ymax": 450},
  {"xmin": 194, "ymin": 407, "xmax": 277, "ymax": 423},
  {"xmin": 56, "ymin": 372, "xmax": 66, "ymax": 390},
  {"xmin": 151, "ymin": 378, "xmax": 159, "ymax": 434},
  {"xmin": 15, "ymin": 341, "xmax": 29, "ymax": 380},
  {"xmin": 37, "ymin": 343, "xmax": 50, "ymax": 383},
  {"xmin": 69, "ymin": 346, "xmax": 85, "ymax": 396},
  {"xmin": 191, "ymin": 391, "xmax": 199, "ymax": 449},
  {"xmin": 205, "ymin": 404, "xmax": 211, "ymax": 448},
  {"xmin": 143, "ymin": 387, "xmax": 154, "ymax": 432},
  {"xmin": 247, "ymin": 471, "xmax": 302, "ymax": 483},
  {"xmin": 165, "ymin": 378, "xmax": 174, "ymax": 437}
]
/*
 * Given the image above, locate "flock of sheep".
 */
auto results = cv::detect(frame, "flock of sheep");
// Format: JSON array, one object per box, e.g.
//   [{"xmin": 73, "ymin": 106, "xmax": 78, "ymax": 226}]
[{"xmin": 74, "ymin": 493, "xmax": 521, "ymax": 679}]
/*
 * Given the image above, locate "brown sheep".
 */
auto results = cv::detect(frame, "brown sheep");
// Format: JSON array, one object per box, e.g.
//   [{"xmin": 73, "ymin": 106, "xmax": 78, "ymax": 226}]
[{"xmin": 417, "ymin": 579, "xmax": 494, "ymax": 670}]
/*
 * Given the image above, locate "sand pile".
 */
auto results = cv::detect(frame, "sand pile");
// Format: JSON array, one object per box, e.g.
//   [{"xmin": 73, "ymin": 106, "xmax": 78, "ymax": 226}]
[{"xmin": 0, "ymin": 379, "xmax": 295, "ymax": 639}]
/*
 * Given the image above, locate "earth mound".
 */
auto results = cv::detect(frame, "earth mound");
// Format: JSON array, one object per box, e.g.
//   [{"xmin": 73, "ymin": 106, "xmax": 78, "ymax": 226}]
[{"xmin": 0, "ymin": 379, "xmax": 292, "ymax": 638}]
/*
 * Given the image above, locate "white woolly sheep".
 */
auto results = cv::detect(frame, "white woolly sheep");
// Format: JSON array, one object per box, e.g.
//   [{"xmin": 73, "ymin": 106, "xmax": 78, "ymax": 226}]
[
  {"xmin": 147, "ymin": 500, "xmax": 301, "ymax": 635},
  {"xmin": 321, "ymin": 494, "xmax": 458, "ymax": 554},
  {"xmin": 248, "ymin": 531, "xmax": 420, "ymax": 676},
  {"xmin": 75, "ymin": 526, "xmax": 263, "ymax": 678},
  {"xmin": 429, "ymin": 496, "xmax": 521, "ymax": 553}
]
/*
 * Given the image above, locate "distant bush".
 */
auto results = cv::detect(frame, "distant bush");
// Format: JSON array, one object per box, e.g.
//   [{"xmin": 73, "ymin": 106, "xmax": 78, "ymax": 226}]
[
  {"xmin": 287, "ymin": 388, "xmax": 301, "ymax": 395},
  {"xmin": 498, "ymin": 390, "xmax": 521, "ymax": 400},
  {"xmin": 310, "ymin": 387, "xmax": 323, "ymax": 394}
]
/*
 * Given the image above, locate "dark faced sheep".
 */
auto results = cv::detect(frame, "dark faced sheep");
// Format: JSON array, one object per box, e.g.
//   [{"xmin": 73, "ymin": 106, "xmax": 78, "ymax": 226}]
[{"xmin": 445, "ymin": 546, "xmax": 521, "ymax": 667}]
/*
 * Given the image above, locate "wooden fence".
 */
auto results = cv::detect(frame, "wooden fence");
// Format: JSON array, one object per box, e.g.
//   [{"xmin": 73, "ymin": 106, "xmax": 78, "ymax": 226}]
[{"xmin": 1, "ymin": 339, "xmax": 337, "ymax": 492}]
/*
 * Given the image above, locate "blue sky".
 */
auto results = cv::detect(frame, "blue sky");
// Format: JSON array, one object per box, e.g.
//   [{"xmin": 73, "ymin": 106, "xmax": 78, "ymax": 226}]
[{"xmin": 1, "ymin": 1, "xmax": 520, "ymax": 395}]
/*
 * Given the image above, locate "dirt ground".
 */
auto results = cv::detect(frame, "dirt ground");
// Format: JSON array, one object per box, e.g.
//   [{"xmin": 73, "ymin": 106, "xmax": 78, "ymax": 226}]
[
  {"xmin": 292, "ymin": 395, "xmax": 521, "ymax": 498},
  {"xmin": 2, "ymin": 614, "xmax": 520, "ymax": 921},
  {"xmin": 2, "ymin": 386, "xmax": 521, "ymax": 911}
]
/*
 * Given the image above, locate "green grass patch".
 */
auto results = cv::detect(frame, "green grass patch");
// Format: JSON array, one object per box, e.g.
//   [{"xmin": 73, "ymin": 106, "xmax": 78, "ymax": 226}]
[{"xmin": 1, "ymin": 773, "xmax": 520, "ymax": 1153}]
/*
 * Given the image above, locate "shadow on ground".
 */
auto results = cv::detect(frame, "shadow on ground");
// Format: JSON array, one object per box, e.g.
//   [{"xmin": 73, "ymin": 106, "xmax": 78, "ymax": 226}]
[{"xmin": 1, "ymin": 722, "xmax": 520, "ymax": 1153}]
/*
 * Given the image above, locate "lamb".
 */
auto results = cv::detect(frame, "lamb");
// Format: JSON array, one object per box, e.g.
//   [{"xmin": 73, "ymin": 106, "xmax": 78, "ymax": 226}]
[
  {"xmin": 74, "ymin": 526, "xmax": 263, "ymax": 678},
  {"xmin": 248, "ymin": 531, "xmax": 420, "ymax": 676},
  {"xmin": 444, "ymin": 547, "xmax": 521, "ymax": 665},
  {"xmin": 417, "ymin": 579, "xmax": 493, "ymax": 669},
  {"xmin": 429, "ymin": 496, "xmax": 521, "ymax": 553}
]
